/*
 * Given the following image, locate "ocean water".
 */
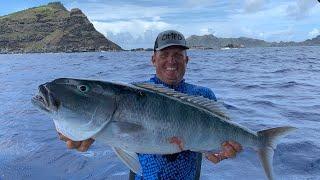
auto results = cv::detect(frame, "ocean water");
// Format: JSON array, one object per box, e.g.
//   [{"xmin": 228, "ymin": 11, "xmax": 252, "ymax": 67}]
[{"xmin": 0, "ymin": 46, "xmax": 319, "ymax": 180}]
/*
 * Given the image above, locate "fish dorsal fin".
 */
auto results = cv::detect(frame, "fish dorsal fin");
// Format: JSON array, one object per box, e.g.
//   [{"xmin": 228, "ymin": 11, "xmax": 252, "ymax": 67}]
[{"xmin": 133, "ymin": 83, "xmax": 229, "ymax": 120}]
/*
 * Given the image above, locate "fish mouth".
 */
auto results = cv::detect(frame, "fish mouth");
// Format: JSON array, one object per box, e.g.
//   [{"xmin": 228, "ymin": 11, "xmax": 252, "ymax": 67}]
[{"xmin": 32, "ymin": 84, "xmax": 60, "ymax": 112}]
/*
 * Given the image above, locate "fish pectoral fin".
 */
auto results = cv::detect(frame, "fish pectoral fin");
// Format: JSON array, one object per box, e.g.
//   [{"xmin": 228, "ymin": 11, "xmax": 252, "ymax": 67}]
[
  {"xmin": 112, "ymin": 147, "xmax": 141, "ymax": 175},
  {"xmin": 111, "ymin": 121, "xmax": 144, "ymax": 133}
]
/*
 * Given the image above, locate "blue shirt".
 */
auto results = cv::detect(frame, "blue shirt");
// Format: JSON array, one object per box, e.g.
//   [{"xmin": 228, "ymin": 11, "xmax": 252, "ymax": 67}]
[{"xmin": 134, "ymin": 75, "xmax": 217, "ymax": 180}]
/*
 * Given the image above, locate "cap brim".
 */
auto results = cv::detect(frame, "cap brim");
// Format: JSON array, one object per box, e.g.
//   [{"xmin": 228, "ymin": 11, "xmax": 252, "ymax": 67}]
[{"xmin": 155, "ymin": 43, "xmax": 189, "ymax": 51}]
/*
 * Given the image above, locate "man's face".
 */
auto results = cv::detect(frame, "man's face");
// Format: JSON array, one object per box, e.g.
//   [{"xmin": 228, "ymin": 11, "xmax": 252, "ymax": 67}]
[{"xmin": 152, "ymin": 46, "xmax": 189, "ymax": 85}]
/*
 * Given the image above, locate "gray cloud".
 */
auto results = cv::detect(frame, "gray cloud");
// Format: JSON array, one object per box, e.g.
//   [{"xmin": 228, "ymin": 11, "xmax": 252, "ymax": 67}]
[
  {"xmin": 244, "ymin": 0, "xmax": 267, "ymax": 13},
  {"xmin": 286, "ymin": 0, "xmax": 318, "ymax": 19},
  {"xmin": 106, "ymin": 30, "xmax": 161, "ymax": 50}
]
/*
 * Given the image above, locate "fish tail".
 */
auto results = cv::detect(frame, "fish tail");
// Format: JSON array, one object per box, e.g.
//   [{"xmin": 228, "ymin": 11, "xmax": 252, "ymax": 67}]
[{"xmin": 257, "ymin": 126, "xmax": 297, "ymax": 180}]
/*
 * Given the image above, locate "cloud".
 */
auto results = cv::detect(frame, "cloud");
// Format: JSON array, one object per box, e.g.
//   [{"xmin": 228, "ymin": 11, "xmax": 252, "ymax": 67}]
[
  {"xmin": 66, "ymin": 2, "xmax": 180, "ymax": 21},
  {"xmin": 286, "ymin": 0, "xmax": 318, "ymax": 19},
  {"xmin": 244, "ymin": 0, "xmax": 267, "ymax": 13},
  {"xmin": 92, "ymin": 19, "xmax": 172, "ymax": 37},
  {"xmin": 199, "ymin": 28, "xmax": 216, "ymax": 35},
  {"xmin": 62, "ymin": 0, "xmax": 320, "ymax": 47},
  {"xmin": 225, "ymin": 4, "xmax": 291, "ymax": 37},
  {"xmin": 308, "ymin": 28, "xmax": 320, "ymax": 37},
  {"xmin": 92, "ymin": 19, "xmax": 175, "ymax": 49}
]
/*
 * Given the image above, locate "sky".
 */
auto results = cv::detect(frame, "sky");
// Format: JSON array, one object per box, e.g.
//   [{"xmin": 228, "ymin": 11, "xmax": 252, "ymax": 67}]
[{"xmin": 0, "ymin": 0, "xmax": 319, "ymax": 49}]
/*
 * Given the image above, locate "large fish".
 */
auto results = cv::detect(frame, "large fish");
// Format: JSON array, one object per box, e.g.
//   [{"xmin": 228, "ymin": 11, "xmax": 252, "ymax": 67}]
[{"xmin": 32, "ymin": 78, "xmax": 296, "ymax": 180}]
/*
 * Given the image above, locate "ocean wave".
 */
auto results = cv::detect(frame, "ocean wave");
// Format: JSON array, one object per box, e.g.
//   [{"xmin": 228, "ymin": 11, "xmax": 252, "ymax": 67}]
[
  {"xmin": 271, "ymin": 68, "xmax": 293, "ymax": 73},
  {"xmin": 242, "ymin": 84, "xmax": 264, "ymax": 89},
  {"xmin": 272, "ymin": 81, "xmax": 313, "ymax": 88},
  {"xmin": 251, "ymin": 100, "xmax": 277, "ymax": 108},
  {"xmin": 257, "ymin": 94, "xmax": 287, "ymax": 99},
  {"xmin": 276, "ymin": 141, "xmax": 320, "ymax": 174},
  {"xmin": 281, "ymin": 110, "xmax": 320, "ymax": 122},
  {"xmin": 221, "ymin": 102, "xmax": 239, "ymax": 110}
]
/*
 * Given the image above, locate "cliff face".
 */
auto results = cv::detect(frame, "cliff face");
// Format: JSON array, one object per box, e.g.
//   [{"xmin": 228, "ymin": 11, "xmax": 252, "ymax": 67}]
[
  {"xmin": 302, "ymin": 35, "xmax": 320, "ymax": 46},
  {"xmin": 187, "ymin": 34, "xmax": 220, "ymax": 48},
  {"xmin": 0, "ymin": 2, "xmax": 122, "ymax": 53},
  {"xmin": 187, "ymin": 34, "xmax": 320, "ymax": 49}
]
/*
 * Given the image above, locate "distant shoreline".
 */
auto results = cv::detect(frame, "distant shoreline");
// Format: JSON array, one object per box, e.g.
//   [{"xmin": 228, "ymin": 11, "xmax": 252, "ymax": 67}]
[{"xmin": 1, "ymin": 45, "xmax": 320, "ymax": 55}]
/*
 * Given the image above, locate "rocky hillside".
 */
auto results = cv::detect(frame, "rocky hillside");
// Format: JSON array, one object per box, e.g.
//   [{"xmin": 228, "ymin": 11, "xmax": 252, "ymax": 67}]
[
  {"xmin": 0, "ymin": 2, "xmax": 122, "ymax": 53},
  {"xmin": 301, "ymin": 35, "xmax": 320, "ymax": 46},
  {"xmin": 187, "ymin": 34, "xmax": 320, "ymax": 49}
]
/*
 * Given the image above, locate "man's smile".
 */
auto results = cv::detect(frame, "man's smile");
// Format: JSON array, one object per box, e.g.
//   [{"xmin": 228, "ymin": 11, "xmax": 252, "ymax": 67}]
[{"xmin": 166, "ymin": 67, "xmax": 177, "ymax": 71}]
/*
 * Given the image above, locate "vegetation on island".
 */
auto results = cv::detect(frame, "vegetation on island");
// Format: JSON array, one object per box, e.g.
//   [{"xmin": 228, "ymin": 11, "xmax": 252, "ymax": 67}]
[{"xmin": 0, "ymin": 2, "xmax": 122, "ymax": 54}]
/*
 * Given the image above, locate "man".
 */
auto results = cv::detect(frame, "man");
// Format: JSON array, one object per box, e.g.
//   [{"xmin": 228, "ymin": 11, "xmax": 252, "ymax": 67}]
[{"xmin": 58, "ymin": 30, "xmax": 242, "ymax": 179}]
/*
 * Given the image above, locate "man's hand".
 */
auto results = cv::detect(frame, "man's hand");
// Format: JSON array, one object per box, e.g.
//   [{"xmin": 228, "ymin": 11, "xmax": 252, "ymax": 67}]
[
  {"xmin": 58, "ymin": 132, "xmax": 95, "ymax": 152},
  {"xmin": 205, "ymin": 140, "xmax": 242, "ymax": 164}
]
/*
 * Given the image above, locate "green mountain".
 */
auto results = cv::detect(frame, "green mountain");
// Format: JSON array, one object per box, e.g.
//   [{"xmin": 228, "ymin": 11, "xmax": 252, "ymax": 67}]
[
  {"xmin": 187, "ymin": 34, "xmax": 320, "ymax": 49},
  {"xmin": 0, "ymin": 2, "xmax": 122, "ymax": 54}
]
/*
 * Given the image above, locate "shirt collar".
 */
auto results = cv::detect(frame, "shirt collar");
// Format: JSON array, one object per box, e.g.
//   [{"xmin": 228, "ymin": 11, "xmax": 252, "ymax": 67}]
[{"xmin": 150, "ymin": 74, "xmax": 186, "ymax": 90}]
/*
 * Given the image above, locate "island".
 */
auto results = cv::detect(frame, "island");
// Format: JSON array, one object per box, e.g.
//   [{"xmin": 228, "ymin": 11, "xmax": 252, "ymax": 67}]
[
  {"xmin": 187, "ymin": 34, "xmax": 320, "ymax": 50},
  {"xmin": 0, "ymin": 2, "xmax": 122, "ymax": 54}
]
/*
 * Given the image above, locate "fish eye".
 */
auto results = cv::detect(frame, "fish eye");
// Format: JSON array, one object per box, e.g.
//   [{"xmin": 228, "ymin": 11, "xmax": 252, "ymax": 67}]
[{"xmin": 77, "ymin": 85, "xmax": 90, "ymax": 93}]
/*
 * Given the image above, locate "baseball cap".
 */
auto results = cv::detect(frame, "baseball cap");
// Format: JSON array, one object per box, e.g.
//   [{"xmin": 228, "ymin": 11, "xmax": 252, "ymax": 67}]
[{"xmin": 154, "ymin": 30, "xmax": 189, "ymax": 51}]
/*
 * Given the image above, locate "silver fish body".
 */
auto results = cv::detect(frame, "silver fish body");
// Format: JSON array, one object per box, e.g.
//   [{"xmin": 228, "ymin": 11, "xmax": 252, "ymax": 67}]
[
  {"xmin": 32, "ymin": 78, "xmax": 296, "ymax": 180},
  {"xmin": 96, "ymin": 90, "xmax": 258, "ymax": 154}
]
